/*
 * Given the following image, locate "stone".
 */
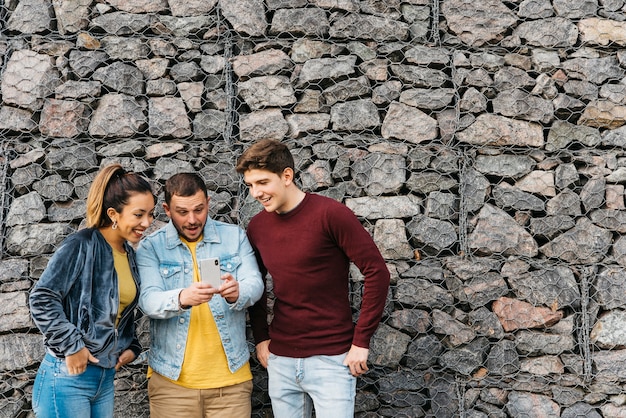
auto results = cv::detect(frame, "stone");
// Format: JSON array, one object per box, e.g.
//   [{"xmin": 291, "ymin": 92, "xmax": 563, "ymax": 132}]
[
  {"xmin": 193, "ymin": 110, "xmax": 226, "ymax": 139},
  {"xmin": 457, "ymin": 114, "xmax": 544, "ymax": 147},
  {"xmin": 439, "ymin": 337, "xmax": 489, "ymax": 375},
  {"xmin": 368, "ymin": 323, "xmax": 411, "ymax": 367},
  {"xmin": 432, "ymin": 309, "xmax": 475, "ymax": 347},
  {"xmin": 329, "ymin": 13, "xmax": 409, "ymax": 41},
  {"xmin": 105, "ymin": 0, "xmax": 168, "ymax": 13},
  {"xmin": 91, "ymin": 11, "xmax": 152, "ymax": 35},
  {"xmin": 395, "ymin": 278, "xmax": 453, "ymax": 309},
  {"xmin": 469, "ymin": 204, "xmax": 538, "ymax": 257},
  {"xmin": 100, "ymin": 36, "xmax": 150, "ymax": 60},
  {"xmin": 0, "ymin": 106, "xmax": 37, "ymax": 132},
  {"xmin": 390, "ymin": 64, "xmax": 449, "ymax": 88},
  {"xmin": 446, "ymin": 272, "xmax": 508, "ymax": 309},
  {"xmin": 286, "ymin": 114, "xmax": 330, "ymax": 138},
  {"xmin": 516, "ymin": 330, "xmax": 575, "ymax": 355},
  {"xmin": 331, "ymin": 99, "xmax": 380, "ymax": 131},
  {"xmin": 406, "ymin": 215, "xmax": 458, "ymax": 252},
  {"xmin": 1, "ymin": 49, "xmax": 61, "ymax": 112},
  {"xmin": 169, "ymin": 0, "xmax": 217, "ymax": 16},
  {"xmin": 381, "ymin": 101, "xmax": 437, "ymax": 143},
  {"xmin": 592, "ymin": 349, "xmax": 626, "ymax": 382},
  {"xmin": 297, "ymin": 55, "xmax": 357, "ymax": 86},
  {"xmin": 231, "ymin": 49, "xmax": 292, "ymax": 78},
  {"xmin": 346, "ymin": 196, "xmax": 420, "ymax": 219},
  {"xmin": 6, "ymin": 192, "xmax": 46, "ymax": 226},
  {"xmin": 7, "ymin": 0, "xmax": 53, "ymax": 34},
  {"xmin": 239, "ymin": 109, "xmax": 288, "ymax": 142},
  {"xmin": 591, "ymin": 309, "xmax": 626, "ymax": 349},
  {"xmin": 514, "ymin": 170, "xmax": 556, "ymax": 197},
  {"xmin": 238, "ymin": 76, "xmax": 296, "ymax": 110},
  {"xmin": 579, "ymin": 100, "xmax": 626, "ymax": 129},
  {"xmin": 148, "ymin": 97, "xmax": 192, "ymax": 138},
  {"xmin": 487, "ymin": 340, "xmax": 520, "ymax": 375},
  {"xmin": 512, "ymin": 17, "xmax": 578, "ymax": 48},
  {"xmin": 39, "ymin": 99, "xmax": 89, "ymax": 138},
  {"xmin": 493, "ymin": 183, "xmax": 545, "ymax": 212},
  {"xmin": 0, "ymin": 292, "xmax": 33, "ymax": 332},
  {"xmin": 493, "ymin": 88, "xmax": 554, "ymax": 123},
  {"xmin": 492, "ymin": 297, "xmax": 563, "ymax": 332},
  {"xmin": 507, "ymin": 265, "xmax": 580, "ymax": 309},
  {"xmin": 0, "ymin": 334, "xmax": 45, "ymax": 371},
  {"xmin": 540, "ymin": 217, "xmax": 612, "ymax": 264},
  {"xmin": 505, "ymin": 391, "xmax": 560, "ymax": 417},
  {"xmin": 219, "ymin": 0, "xmax": 267, "ymax": 36},
  {"xmin": 270, "ymin": 8, "xmax": 329, "ymax": 36},
  {"xmin": 441, "ymin": 0, "xmax": 517, "ymax": 46},
  {"xmin": 373, "ymin": 219, "xmax": 414, "ymax": 259},
  {"xmin": 6, "ymin": 224, "xmax": 69, "ymax": 256}
]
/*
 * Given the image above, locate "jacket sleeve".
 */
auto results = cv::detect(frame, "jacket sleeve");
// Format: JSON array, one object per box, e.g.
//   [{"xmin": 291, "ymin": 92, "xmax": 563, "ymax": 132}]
[
  {"xmin": 29, "ymin": 235, "xmax": 87, "ymax": 357},
  {"xmin": 226, "ymin": 227, "xmax": 264, "ymax": 311},
  {"xmin": 136, "ymin": 237, "xmax": 184, "ymax": 319}
]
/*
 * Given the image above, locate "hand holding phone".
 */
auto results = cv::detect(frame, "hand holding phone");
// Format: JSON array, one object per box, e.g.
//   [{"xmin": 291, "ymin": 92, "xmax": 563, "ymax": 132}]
[{"xmin": 199, "ymin": 257, "xmax": 222, "ymax": 290}]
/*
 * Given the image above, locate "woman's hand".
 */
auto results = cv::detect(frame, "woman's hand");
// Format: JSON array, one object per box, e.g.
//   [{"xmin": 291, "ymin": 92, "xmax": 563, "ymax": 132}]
[
  {"xmin": 115, "ymin": 349, "xmax": 137, "ymax": 371},
  {"xmin": 65, "ymin": 347, "xmax": 99, "ymax": 375}
]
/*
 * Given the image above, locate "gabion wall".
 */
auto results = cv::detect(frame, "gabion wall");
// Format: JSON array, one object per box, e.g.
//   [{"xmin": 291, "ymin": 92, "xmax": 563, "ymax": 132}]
[{"xmin": 2, "ymin": 0, "xmax": 626, "ymax": 417}]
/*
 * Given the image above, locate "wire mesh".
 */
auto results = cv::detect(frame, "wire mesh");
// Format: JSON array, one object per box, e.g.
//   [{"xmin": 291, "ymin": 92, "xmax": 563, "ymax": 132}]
[{"xmin": 1, "ymin": 0, "xmax": 626, "ymax": 417}]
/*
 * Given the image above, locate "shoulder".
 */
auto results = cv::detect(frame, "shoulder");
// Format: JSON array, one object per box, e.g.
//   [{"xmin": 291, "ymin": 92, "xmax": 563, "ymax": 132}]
[
  {"xmin": 308, "ymin": 193, "xmax": 354, "ymax": 217},
  {"xmin": 212, "ymin": 219, "xmax": 245, "ymax": 233}
]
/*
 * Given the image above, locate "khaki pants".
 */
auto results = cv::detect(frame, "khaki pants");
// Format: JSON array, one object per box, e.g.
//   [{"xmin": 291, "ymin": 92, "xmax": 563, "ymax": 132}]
[{"xmin": 148, "ymin": 372, "xmax": 253, "ymax": 418}]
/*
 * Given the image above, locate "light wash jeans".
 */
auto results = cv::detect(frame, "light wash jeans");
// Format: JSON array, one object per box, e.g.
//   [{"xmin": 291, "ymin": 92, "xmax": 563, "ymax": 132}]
[
  {"xmin": 267, "ymin": 352, "xmax": 356, "ymax": 418},
  {"xmin": 32, "ymin": 353, "xmax": 115, "ymax": 418}
]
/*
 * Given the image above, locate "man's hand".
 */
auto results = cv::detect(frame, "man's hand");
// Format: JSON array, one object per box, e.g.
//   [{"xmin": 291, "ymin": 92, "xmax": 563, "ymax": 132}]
[
  {"xmin": 115, "ymin": 349, "xmax": 136, "ymax": 371},
  {"xmin": 66, "ymin": 347, "xmax": 99, "ymax": 375},
  {"xmin": 179, "ymin": 282, "xmax": 219, "ymax": 307},
  {"xmin": 343, "ymin": 345, "xmax": 369, "ymax": 377},
  {"xmin": 218, "ymin": 273, "xmax": 239, "ymax": 303},
  {"xmin": 255, "ymin": 340, "xmax": 271, "ymax": 368}
]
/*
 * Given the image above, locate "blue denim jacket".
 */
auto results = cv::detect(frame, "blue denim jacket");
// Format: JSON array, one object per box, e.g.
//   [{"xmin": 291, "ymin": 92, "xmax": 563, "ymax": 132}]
[
  {"xmin": 136, "ymin": 218, "xmax": 263, "ymax": 381},
  {"xmin": 29, "ymin": 228, "xmax": 141, "ymax": 369}
]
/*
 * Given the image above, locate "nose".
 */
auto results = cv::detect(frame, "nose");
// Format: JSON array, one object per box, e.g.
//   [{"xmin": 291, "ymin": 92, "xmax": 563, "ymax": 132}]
[
  {"xmin": 141, "ymin": 214, "xmax": 152, "ymax": 227},
  {"xmin": 250, "ymin": 185, "xmax": 261, "ymax": 198}
]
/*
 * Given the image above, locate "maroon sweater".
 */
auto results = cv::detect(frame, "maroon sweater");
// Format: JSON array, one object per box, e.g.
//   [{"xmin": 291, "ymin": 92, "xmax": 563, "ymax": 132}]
[{"xmin": 247, "ymin": 193, "xmax": 390, "ymax": 357}]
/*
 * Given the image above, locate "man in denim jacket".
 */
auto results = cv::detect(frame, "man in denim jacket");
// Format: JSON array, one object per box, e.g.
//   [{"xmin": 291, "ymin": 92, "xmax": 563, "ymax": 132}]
[{"xmin": 137, "ymin": 173, "xmax": 263, "ymax": 418}]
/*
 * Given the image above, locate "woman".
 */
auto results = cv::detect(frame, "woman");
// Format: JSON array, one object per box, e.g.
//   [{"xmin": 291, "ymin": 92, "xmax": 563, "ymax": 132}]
[{"xmin": 29, "ymin": 164, "xmax": 156, "ymax": 418}]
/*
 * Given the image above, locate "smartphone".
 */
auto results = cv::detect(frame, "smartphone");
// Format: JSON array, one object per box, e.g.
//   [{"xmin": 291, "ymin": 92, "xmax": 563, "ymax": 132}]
[{"xmin": 199, "ymin": 257, "xmax": 222, "ymax": 289}]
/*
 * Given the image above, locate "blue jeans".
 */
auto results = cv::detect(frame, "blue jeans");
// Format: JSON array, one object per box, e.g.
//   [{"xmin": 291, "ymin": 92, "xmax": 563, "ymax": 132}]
[
  {"xmin": 267, "ymin": 353, "xmax": 356, "ymax": 418},
  {"xmin": 32, "ymin": 353, "xmax": 116, "ymax": 418}
]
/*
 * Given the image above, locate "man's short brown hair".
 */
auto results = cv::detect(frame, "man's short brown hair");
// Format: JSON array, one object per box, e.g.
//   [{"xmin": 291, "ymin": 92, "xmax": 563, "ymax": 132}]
[{"xmin": 235, "ymin": 139, "xmax": 294, "ymax": 175}]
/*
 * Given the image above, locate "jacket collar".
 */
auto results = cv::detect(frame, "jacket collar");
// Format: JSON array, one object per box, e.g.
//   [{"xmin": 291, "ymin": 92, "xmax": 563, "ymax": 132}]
[{"xmin": 164, "ymin": 217, "xmax": 221, "ymax": 249}]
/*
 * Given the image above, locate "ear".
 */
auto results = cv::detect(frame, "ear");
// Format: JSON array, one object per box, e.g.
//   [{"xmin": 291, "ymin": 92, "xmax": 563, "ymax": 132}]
[
  {"xmin": 162, "ymin": 202, "xmax": 171, "ymax": 217},
  {"xmin": 282, "ymin": 167, "xmax": 294, "ymax": 186},
  {"xmin": 106, "ymin": 207, "xmax": 118, "ymax": 223}
]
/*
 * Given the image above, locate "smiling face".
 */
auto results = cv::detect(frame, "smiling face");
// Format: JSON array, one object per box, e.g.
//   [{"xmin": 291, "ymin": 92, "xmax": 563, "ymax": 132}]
[
  {"xmin": 107, "ymin": 191, "xmax": 155, "ymax": 245},
  {"xmin": 163, "ymin": 190, "xmax": 210, "ymax": 242},
  {"xmin": 243, "ymin": 168, "xmax": 299, "ymax": 214}
]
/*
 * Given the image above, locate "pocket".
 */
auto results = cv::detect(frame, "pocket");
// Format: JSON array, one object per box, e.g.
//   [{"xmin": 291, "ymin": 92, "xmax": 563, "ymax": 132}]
[
  {"xmin": 219, "ymin": 255, "xmax": 241, "ymax": 276},
  {"xmin": 159, "ymin": 263, "xmax": 183, "ymax": 282}
]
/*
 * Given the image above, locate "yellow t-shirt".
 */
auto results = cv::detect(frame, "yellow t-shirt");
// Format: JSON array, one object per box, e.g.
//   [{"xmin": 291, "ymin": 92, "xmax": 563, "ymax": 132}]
[
  {"xmin": 113, "ymin": 249, "xmax": 136, "ymax": 327},
  {"xmin": 160, "ymin": 237, "xmax": 252, "ymax": 388}
]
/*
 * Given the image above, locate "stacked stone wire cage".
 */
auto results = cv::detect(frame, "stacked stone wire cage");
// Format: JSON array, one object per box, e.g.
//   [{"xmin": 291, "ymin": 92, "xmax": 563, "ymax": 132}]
[{"xmin": 2, "ymin": 0, "xmax": 626, "ymax": 416}]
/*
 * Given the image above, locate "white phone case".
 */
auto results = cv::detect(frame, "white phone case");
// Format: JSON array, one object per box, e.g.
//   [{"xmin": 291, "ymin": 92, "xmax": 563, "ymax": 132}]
[{"xmin": 199, "ymin": 257, "xmax": 221, "ymax": 289}]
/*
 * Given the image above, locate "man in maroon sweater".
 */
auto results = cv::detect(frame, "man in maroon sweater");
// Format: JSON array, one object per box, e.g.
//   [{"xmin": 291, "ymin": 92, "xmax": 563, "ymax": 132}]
[{"xmin": 236, "ymin": 139, "xmax": 390, "ymax": 417}]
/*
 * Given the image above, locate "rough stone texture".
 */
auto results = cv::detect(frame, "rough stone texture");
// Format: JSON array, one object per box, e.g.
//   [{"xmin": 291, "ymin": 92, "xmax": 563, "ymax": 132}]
[{"xmin": 2, "ymin": 2, "xmax": 626, "ymax": 417}]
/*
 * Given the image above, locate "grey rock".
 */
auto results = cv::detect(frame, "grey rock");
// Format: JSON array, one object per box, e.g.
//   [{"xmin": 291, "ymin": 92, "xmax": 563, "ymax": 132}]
[
  {"xmin": 152, "ymin": 158, "xmax": 195, "ymax": 182},
  {"xmin": 441, "ymin": 0, "xmax": 517, "ymax": 46},
  {"xmin": 547, "ymin": 120, "xmax": 601, "ymax": 151},
  {"xmin": 193, "ymin": 110, "xmax": 226, "ymax": 139},
  {"xmin": 446, "ymin": 272, "xmax": 509, "ymax": 309},
  {"xmin": 286, "ymin": 113, "xmax": 330, "ymax": 137},
  {"xmin": 439, "ymin": 337, "xmax": 489, "ymax": 375},
  {"xmin": 530, "ymin": 215, "xmax": 576, "ymax": 239},
  {"xmin": 219, "ymin": 0, "xmax": 267, "ymax": 36},
  {"xmin": 323, "ymin": 76, "xmax": 370, "ymax": 106},
  {"xmin": 487, "ymin": 340, "xmax": 520, "ymax": 375},
  {"xmin": 0, "ymin": 106, "xmax": 37, "ymax": 132},
  {"xmin": 93, "ymin": 62, "xmax": 145, "ymax": 96},
  {"xmin": 231, "ymin": 49, "xmax": 292, "ymax": 78},
  {"xmin": 475, "ymin": 154, "xmax": 535, "ymax": 179},
  {"xmin": 6, "ymin": 192, "xmax": 46, "ymax": 226},
  {"xmin": 48, "ymin": 200, "xmax": 87, "ymax": 222},
  {"xmin": 518, "ymin": 0, "xmax": 554, "ymax": 18},
  {"xmin": 508, "ymin": 265, "xmax": 581, "ymax": 309},
  {"xmin": 270, "ymin": 8, "xmax": 329, "ymax": 36},
  {"xmin": 1, "ymin": 50, "xmax": 61, "ymax": 112},
  {"xmin": 513, "ymin": 17, "xmax": 578, "ymax": 47},
  {"xmin": 169, "ymin": 0, "xmax": 217, "ymax": 16},
  {"xmin": 0, "ymin": 334, "xmax": 45, "ymax": 371},
  {"xmin": 388, "ymin": 309, "xmax": 430, "ymax": 336},
  {"xmin": 493, "ymin": 89, "xmax": 554, "ymax": 123},
  {"xmin": 373, "ymin": 219, "xmax": 414, "ymax": 260},
  {"xmin": 580, "ymin": 177, "xmax": 606, "ymax": 212},
  {"xmin": 594, "ymin": 266, "xmax": 626, "ymax": 309},
  {"xmin": 170, "ymin": 61, "xmax": 203, "ymax": 82},
  {"xmin": 425, "ymin": 191, "xmax": 458, "ymax": 220},
  {"xmin": 400, "ymin": 88, "xmax": 455, "ymax": 110},
  {"xmin": 563, "ymin": 56, "xmax": 625, "ymax": 85},
  {"xmin": 297, "ymin": 55, "xmax": 357, "ymax": 86},
  {"xmin": 153, "ymin": 15, "xmax": 216, "ymax": 37},
  {"xmin": 6, "ymin": 223, "xmax": 69, "ymax": 256},
  {"xmin": 69, "ymin": 50, "xmax": 109, "ymax": 78},
  {"xmin": 105, "ymin": 0, "xmax": 167, "ymax": 13},
  {"xmin": 55, "ymin": 80, "xmax": 101, "ymax": 100},
  {"xmin": 563, "ymin": 80, "xmax": 598, "ymax": 101},
  {"xmin": 493, "ymin": 183, "xmax": 545, "ymax": 212},
  {"xmin": 516, "ymin": 330, "xmax": 575, "ymax": 355},
  {"xmin": 561, "ymin": 403, "xmax": 602, "ymax": 418},
  {"xmin": 406, "ymin": 215, "xmax": 458, "ymax": 252},
  {"xmin": 505, "ymin": 391, "xmax": 560, "ymax": 417},
  {"xmin": 591, "ymin": 349, "xmax": 626, "ymax": 384},
  {"xmin": 390, "ymin": 64, "xmax": 449, "ymax": 89},
  {"xmin": 493, "ymin": 66, "xmax": 536, "ymax": 91},
  {"xmin": 89, "ymin": 94, "xmax": 147, "ymax": 137},
  {"xmin": 238, "ymin": 76, "xmax": 296, "ymax": 110},
  {"xmin": 33, "ymin": 174, "xmax": 74, "ymax": 202},
  {"xmin": 148, "ymin": 97, "xmax": 192, "ymax": 138},
  {"xmin": 546, "ymin": 189, "xmax": 581, "ymax": 217},
  {"xmin": 0, "ymin": 291, "xmax": 33, "ymax": 332},
  {"xmin": 240, "ymin": 109, "xmax": 288, "ymax": 142},
  {"xmin": 146, "ymin": 79, "xmax": 177, "ymax": 96},
  {"xmin": 406, "ymin": 172, "xmax": 457, "ymax": 195},
  {"xmin": 6, "ymin": 0, "xmax": 53, "ymax": 34},
  {"xmin": 331, "ymin": 99, "xmax": 380, "ymax": 131},
  {"xmin": 381, "ymin": 101, "xmax": 437, "ymax": 143},
  {"xmin": 553, "ymin": 0, "xmax": 598, "ymax": 18},
  {"xmin": 469, "ymin": 204, "xmax": 538, "ymax": 257},
  {"xmin": 540, "ymin": 218, "xmax": 611, "ymax": 264},
  {"xmin": 395, "ymin": 278, "xmax": 453, "ymax": 309},
  {"xmin": 100, "ymin": 36, "xmax": 150, "ymax": 60},
  {"xmin": 468, "ymin": 307, "xmax": 505, "ymax": 340},
  {"xmin": 345, "ymin": 196, "xmax": 420, "ymax": 219},
  {"xmin": 432, "ymin": 309, "xmax": 475, "ymax": 347},
  {"xmin": 329, "ymin": 13, "xmax": 409, "ymax": 41},
  {"xmin": 591, "ymin": 309, "xmax": 626, "ymax": 348},
  {"xmin": 47, "ymin": 142, "xmax": 96, "ymax": 173},
  {"xmin": 91, "ymin": 11, "xmax": 153, "ymax": 35},
  {"xmin": 368, "ymin": 323, "xmax": 411, "ymax": 367}
]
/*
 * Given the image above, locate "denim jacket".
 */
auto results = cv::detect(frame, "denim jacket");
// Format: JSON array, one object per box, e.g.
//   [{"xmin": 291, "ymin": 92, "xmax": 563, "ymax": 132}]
[
  {"xmin": 29, "ymin": 228, "xmax": 142, "ymax": 369},
  {"xmin": 136, "ymin": 218, "xmax": 263, "ymax": 381}
]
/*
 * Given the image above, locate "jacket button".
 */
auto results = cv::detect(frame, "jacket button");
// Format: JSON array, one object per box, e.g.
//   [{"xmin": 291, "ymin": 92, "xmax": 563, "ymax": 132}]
[
  {"xmin": 163, "ymin": 269, "xmax": 168, "ymax": 274},
  {"xmin": 179, "ymin": 318, "xmax": 184, "ymax": 323},
  {"xmin": 176, "ymin": 344, "xmax": 181, "ymax": 350}
]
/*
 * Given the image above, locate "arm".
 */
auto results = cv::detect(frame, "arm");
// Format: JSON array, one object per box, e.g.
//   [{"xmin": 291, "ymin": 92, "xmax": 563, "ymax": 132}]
[
  {"xmin": 223, "ymin": 227, "xmax": 264, "ymax": 310},
  {"xmin": 136, "ymin": 238, "xmax": 187, "ymax": 318},
  {"xmin": 330, "ymin": 204, "xmax": 391, "ymax": 348},
  {"xmin": 29, "ymin": 235, "xmax": 88, "ymax": 358}
]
